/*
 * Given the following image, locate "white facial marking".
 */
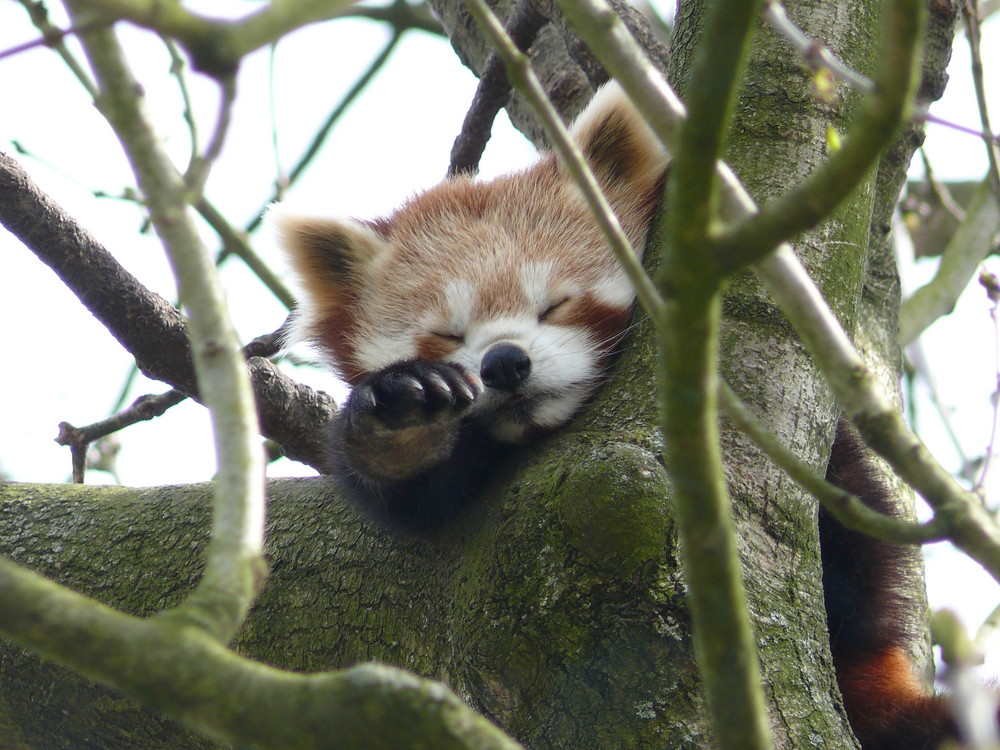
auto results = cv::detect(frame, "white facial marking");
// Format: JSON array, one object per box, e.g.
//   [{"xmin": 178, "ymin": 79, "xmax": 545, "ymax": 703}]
[
  {"xmin": 591, "ymin": 269, "xmax": 637, "ymax": 309},
  {"xmin": 355, "ymin": 334, "xmax": 417, "ymax": 372},
  {"xmin": 443, "ymin": 280, "xmax": 476, "ymax": 334},
  {"xmin": 520, "ymin": 261, "xmax": 555, "ymax": 311},
  {"xmin": 441, "ymin": 310, "xmax": 600, "ymax": 442}
]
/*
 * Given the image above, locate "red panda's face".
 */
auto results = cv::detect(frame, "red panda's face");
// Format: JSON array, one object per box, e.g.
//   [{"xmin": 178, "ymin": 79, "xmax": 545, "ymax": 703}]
[
  {"xmin": 277, "ymin": 82, "xmax": 668, "ymax": 443},
  {"xmin": 370, "ymin": 257, "xmax": 635, "ymax": 442}
]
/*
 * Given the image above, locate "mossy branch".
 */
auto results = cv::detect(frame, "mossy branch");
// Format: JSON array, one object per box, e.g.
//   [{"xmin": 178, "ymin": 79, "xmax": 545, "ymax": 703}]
[
  {"xmin": 0, "ymin": 555, "xmax": 523, "ymax": 750},
  {"xmin": 712, "ymin": 0, "xmax": 925, "ymax": 273},
  {"xmin": 69, "ymin": 16, "xmax": 265, "ymax": 642}
]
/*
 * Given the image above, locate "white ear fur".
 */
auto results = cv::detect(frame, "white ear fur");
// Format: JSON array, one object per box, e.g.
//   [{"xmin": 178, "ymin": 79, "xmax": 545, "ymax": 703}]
[
  {"xmin": 569, "ymin": 81, "xmax": 669, "ymax": 188},
  {"xmin": 272, "ymin": 208, "xmax": 389, "ymax": 281},
  {"xmin": 271, "ymin": 206, "xmax": 392, "ymax": 363}
]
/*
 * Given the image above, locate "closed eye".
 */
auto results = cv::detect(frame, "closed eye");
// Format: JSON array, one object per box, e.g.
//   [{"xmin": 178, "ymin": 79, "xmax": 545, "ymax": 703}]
[
  {"xmin": 432, "ymin": 331, "xmax": 465, "ymax": 344},
  {"xmin": 540, "ymin": 296, "xmax": 572, "ymax": 322}
]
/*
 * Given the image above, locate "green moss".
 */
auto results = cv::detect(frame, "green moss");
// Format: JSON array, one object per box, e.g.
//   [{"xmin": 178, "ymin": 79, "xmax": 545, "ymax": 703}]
[{"xmin": 556, "ymin": 443, "xmax": 672, "ymax": 578}]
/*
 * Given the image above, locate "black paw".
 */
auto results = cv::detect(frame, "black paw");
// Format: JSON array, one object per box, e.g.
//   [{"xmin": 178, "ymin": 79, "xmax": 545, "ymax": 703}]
[{"xmin": 346, "ymin": 360, "xmax": 481, "ymax": 431}]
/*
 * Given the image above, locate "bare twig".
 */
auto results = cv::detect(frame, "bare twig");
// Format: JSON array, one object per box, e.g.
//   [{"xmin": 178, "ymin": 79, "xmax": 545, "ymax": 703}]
[
  {"xmin": 905, "ymin": 339, "xmax": 975, "ymax": 480},
  {"xmin": 163, "ymin": 37, "xmax": 201, "ymax": 178},
  {"xmin": 56, "ymin": 391, "xmax": 188, "ymax": 483},
  {"xmin": 0, "ymin": 18, "xmax": 108, "ymax": 62},
  {"xmin": 227, "ymin": 25, "xmax": 404, "ymax": 251},
  {"xmin": 963, "ymin": 0, "xmax": 1000, "ymax": 198},
  {"xmin": 195, "ymin": 197, "xmax": 297, "ymax": 310},
  {"xmin": 16, "ymin": 0, "xmax": 97, "ymax": 96},
  {"xmin": 340, "ymin": 0, "xmax": 444, "ymax": 36},
  {"xmin": 447, "ymin": 0, "xmax": 549, "ymax": 177},
  {"xmin": 920, "ymin": 149, "xmax": 968, "ymax": 222},
  {"xmin": 53, "ymin": 317, "xmax": 295, "ymax": 484},
  {"xmin": 186, "ymin": 75, "xmax": 237, "ymax": 196}
]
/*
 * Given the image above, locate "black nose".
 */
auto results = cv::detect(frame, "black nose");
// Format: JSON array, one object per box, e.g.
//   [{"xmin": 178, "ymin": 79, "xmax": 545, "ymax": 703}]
[{"xmin": 480, "ymin": 343, "xmax": 532, "ymax": 392}]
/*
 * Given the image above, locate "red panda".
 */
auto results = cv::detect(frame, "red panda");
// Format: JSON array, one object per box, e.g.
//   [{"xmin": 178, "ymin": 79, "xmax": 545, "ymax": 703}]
[
  {"xmin": 276, "ymin": 82, "xmax": 978, "ymax": 749},
  {"xmin": 274, "ymin": 82, "xmax": 666, "ymax": 526}
]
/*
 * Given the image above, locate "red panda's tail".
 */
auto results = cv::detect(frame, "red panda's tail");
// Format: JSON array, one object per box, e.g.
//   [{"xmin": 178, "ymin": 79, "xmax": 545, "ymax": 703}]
[
  {"xmin": 821, "ymin": 420, "xmax": 975, "ymax": 749},
  {"xmin": 833, "ymin": 645, "xmax": 955, "ymax": 750}
]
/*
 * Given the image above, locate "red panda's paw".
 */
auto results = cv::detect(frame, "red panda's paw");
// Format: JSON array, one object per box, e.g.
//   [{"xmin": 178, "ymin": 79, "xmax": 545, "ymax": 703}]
[
  {"xmin": 334, "ymin": 360, "xmax": 484, "ymax": 483},
  {"xmin": 346, "ymin": 359, "xmax": 482, "ymax": 433}
]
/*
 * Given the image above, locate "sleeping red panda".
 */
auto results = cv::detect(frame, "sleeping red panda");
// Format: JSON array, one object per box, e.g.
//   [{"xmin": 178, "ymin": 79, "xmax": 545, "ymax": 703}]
[
  {"xmin": 275, "ymin": 82, "xmax": 664, "ymax": 527},
  {"xmin": 276, "ymin": 82, "xmax": 978, "ymax": 749}
]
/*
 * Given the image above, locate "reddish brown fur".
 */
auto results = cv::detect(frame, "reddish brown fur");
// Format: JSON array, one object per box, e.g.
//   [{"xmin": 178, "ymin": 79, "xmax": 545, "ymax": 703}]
[
  {"xmin": 276, "ymin": 85, "xmax": 667, "ymax": 377},
  {"xmin": 415, "ymin": 333, "xmax": 462, "ymax": 362},
  {"xmin": 836, "ymin": 646, "xmax": 955, "ymax": 750},
  {"xmin": 563, "ymin": 293, "xmax": 633, "ymax": 353}
]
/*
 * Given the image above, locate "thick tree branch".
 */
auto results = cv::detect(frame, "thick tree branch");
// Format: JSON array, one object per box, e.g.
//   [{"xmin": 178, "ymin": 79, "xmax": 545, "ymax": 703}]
[
  {"xmin": 0, "ymin": 151, "xmax": 198, "ymax": 395},
  {"xmin": 0, "ymin": 152, "xmax": 336, "ymax": 472},
  {"xmin": 0, "ymin": 552, "xmax": 523, "ymax": 750},
  {"xmin": 0, "ymin": 153, "xmax": 336, "ymax": 471}
]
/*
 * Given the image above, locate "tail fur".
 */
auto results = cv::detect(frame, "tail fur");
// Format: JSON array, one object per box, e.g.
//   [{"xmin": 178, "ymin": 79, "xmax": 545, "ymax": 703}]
[{"xmin": 822, "ymin": 419, "xmax": 961, "ymax": 749}]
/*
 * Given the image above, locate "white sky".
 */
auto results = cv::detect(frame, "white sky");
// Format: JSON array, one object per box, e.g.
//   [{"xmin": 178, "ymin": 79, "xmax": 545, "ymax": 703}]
[{"xmin": 1, "ymin": 2, "xmax": 999, "ymax": 670}]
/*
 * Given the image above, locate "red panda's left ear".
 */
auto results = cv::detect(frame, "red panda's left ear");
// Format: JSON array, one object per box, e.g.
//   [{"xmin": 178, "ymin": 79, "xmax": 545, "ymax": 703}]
[{"xmin": 570, "ymin": 82, "xmax": 669, "ymax": 226}]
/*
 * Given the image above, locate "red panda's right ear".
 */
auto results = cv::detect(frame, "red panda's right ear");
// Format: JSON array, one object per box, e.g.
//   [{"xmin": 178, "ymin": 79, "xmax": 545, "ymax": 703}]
[
  {"xmin": 274, "ymin": 212, "xmax": 390, "ymax": 318},
  {"xmin": 273, "ymin": 212, "xmax": 391, "ymax": 376},
  {"xmin": 569, "ymin": 82, "xmax": 669, "ymax": 234}
]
